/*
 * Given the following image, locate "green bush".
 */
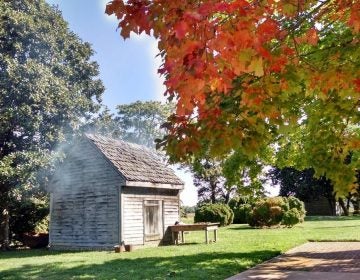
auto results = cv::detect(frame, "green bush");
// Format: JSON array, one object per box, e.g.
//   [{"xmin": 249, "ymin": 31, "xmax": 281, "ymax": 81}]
[
  {"xmin": 9, "ymin": 199, "xmax": 49, "ymax": 240},
  {"xmin": 248, "ymin": 196, "xmax": 305, "ymax": 227},
  {"xmin": 228, "ymin": 198, "xmax": 239, "ymax": 211},
  {"xmin": 233, "ymin": 204, "xmax": 252, "ymax": 224},
  {"xmin": 248, "ymin": 200, "xmax": 270, "ymax": 227},
  {"xmin": 282, "ymin": 208, "xmax": 302, "ymax": 227},
  {"xmin": 287, "ymin": 196, "xmax": 306, "ymax": 222},
  {"xmin": 249, "ymin": 197, "xmax": 286, "ymax": 227},
  {"xmin": 194, "ymin": 203, "xmax": 234, "ymax": 226}
]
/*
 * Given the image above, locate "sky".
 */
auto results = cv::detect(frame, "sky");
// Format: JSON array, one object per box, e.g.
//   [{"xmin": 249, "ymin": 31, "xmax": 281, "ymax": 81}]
[
  {"xmin": 46, "ymin": 0, "xmax": 198, "ymax": 206},
  {"xmin": 45, "ymin": 0, "xmax": 279, "ymax": 205},
  {"xmin": 47, "ymin": 0, "xmax": 165, "ymax": 110}
]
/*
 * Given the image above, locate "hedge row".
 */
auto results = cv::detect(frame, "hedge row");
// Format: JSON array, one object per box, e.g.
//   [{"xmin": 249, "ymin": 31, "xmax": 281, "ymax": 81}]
[{"xmin": 195, "ymin": 196, "xmax": 306, "ymax": 228}]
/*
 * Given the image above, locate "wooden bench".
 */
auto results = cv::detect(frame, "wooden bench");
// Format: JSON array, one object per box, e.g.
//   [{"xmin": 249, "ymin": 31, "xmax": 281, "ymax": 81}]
[{"xmin": 169, "ymin": 223, "xmax": 219, "ymax": 244}]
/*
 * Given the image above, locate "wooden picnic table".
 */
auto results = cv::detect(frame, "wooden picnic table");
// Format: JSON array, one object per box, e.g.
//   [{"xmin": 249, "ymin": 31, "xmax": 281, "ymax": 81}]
[{"xmin": 169, "ymin": 223, "xmax": 220, "ymax": 244}]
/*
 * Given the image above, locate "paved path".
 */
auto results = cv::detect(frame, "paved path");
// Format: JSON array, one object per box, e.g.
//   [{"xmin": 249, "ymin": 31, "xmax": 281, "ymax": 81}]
[{"xmin": 227, "ymin": 242, "xmax": 360, "ymax": 280}]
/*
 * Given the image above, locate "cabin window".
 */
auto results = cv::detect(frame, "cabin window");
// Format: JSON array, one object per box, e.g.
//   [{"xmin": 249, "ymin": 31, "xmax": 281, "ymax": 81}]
[{"xmin": 144, "ymin": 200, "xmax": 163, "ymax": 241}]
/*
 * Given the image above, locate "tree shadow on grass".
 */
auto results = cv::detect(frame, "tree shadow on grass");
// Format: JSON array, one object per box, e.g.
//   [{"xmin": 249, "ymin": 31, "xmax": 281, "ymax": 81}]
[
  {"xmin": 228, "ymin": 225, "xmax": 255, "ymax": 231},
  {"xmin": 305, "ymin": 216, "xmax": 360, "ymax": 222},
  {"xmin": 0, "ymin": 250, "xmax": 281, "ymax": 280},
  {"xmin": 0, "ymin": 249, "xmax": 79, "ymax": 260},
  {"xmin": 308, "ymin": 225, "xmax": 360, "ymax": 230}
]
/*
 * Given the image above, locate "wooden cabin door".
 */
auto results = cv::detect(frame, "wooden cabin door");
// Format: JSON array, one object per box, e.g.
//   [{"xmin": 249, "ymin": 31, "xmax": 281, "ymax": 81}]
[{"xmin": 144, "ymin": 200, "xmax": 163, "ymax": 241}]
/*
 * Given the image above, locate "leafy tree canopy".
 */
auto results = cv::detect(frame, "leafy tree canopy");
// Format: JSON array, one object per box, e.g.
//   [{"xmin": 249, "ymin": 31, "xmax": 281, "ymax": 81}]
[
  {"xmin": 0, "ymin": 0, "xmax": 104, "ymax": 247},
  {"xmin": 107, "ymin": 0, "xmax": 360, "ymax": 195},
  {"xmin": 269, "ymin": 167, "xmax": 334, "ymax": 202},
  {"xmin": 115, "ymin": 100, "xmax": 174, "ymax": 148}
]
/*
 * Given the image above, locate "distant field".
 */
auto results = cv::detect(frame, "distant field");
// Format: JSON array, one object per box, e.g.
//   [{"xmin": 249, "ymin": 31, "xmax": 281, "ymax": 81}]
[{"xmin": 1, "ymin": 216, "xmax": 359, "ymax": 280}]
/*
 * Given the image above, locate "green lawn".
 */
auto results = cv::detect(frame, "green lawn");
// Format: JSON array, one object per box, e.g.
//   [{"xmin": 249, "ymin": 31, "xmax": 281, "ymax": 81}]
[{"xmin": 1, "ymin": 216, "xmax": 360, "ymax": 280}]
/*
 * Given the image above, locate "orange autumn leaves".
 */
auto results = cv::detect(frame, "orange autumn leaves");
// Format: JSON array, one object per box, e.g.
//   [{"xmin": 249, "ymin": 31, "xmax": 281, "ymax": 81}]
[{"xmin": 106, "ymin": 0, "xmax": 360, "ymax": 159}]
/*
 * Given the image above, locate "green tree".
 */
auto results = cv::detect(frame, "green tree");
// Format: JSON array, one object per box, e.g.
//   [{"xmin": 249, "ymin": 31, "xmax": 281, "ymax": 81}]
[
  {"xmin": 191, "ymin": 158, "xmax": 229, "ymax": 204},
  {"xmin": 222, "ymin": 150, "xmax": 268, "ymax": 200},
  {"xmin": 269, "ymin": 167, "xmax": 336, "ymax": 215},
  {"xmin": 0, "ymin": 0, "xmax": 104, "ymax": 248},
  {"xmin": 116, "ymin": 101, "xmax": 174, "ymax": 149},
  {"xmin": 86, "ymin": 106, "xmax": 122, "ymax": 138},
  {"xmin": 191, "ymin": 152, "xmax": 266, "ymax": 204}
]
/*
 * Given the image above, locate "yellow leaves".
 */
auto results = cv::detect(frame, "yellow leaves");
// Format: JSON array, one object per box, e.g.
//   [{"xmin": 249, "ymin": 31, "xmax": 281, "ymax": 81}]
[
  {"xmin": 248, "ymin": 57, "xmax": 264, "ymax": 77},
  {"xmin": 231, "ymin": 48, "xmax": 264, "ymax": 77},
  {"xmin": 281, "ymin": 3, "xmax": 298, "ymax": 16},
  {"xmin": 231, "ymin": 57, "xmax": 247, "ymax": 76},
  {"xmin": 210, "ymin": 78, "xmax": 220, "ymax": 92}
]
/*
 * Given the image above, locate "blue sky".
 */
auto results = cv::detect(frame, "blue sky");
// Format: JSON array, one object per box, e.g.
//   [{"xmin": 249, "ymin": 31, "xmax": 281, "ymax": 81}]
[
  {"xmin": 46, "ymin": 0, "xmax": 198, "ymax": 205},
  {"xmin": 47, "ymin": 0, "xmax": 165, "ymax": 111}
]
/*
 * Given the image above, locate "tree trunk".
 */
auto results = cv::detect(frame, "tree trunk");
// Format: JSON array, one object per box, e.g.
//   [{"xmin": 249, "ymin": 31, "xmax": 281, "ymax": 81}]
[
  {"xmin": 0, "ymin": 204, "xmax": 10, "ymax": 250},
  {"xmin": 210, "ymin": 183, "xmax": 216, "ymax": 204},
  {"xmin": 346, "ymin": 194, "xmax": 351, "ymax": 211},
  {"xmin": 338, "ymin": 197, "xmax": 349, "ymax": 216},
  {"xmin": 224, "ymin": 192, "xmax": 230, "ymax": 204},
  {"xmin": 327, "ymin": 196, "xmax": 336, "ymax": 216},
  {"xmin": 351, "ymin": 197, "xmax": 360, "ymax": 215}
]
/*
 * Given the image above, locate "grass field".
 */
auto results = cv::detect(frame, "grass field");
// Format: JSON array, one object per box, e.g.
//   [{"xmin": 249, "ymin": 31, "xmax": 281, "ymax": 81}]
[{"xmin": 1, "ymin": 216, "xmax": 359, "ymax": 279}]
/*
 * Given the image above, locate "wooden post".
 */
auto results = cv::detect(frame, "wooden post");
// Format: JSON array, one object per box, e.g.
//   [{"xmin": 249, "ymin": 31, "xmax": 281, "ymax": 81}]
[
  {"xmin": 172, "ymin": 231, "xmax": 175, "ymax": 244},
  {"xmin": 214, "ymin": 229, "xmax": 218, "ymax": 242},
  {"xmin": 181, "ymin": 231, "xmax": 185, "ymax": 243},
  {"xmin": 205, "ymin": 229, "xmax": 208, "ymax": 244}
]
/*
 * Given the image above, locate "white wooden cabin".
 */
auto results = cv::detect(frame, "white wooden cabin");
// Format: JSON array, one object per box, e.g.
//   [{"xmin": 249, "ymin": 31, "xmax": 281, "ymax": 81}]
[{"xmin": 48, "ymin": 134, "xmax": 184, "ymax": 249}]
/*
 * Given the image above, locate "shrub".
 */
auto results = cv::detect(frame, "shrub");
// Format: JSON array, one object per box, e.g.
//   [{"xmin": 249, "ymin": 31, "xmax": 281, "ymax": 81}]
[
  {"xmin": 269, "ymin": 206, "xmax": 283, "ymax": 225},
  {"xmin": 287, "ymin": 196, "xmax": 306, "ymax": 222},
  {"xmin": 249, "ymin": 197, "xmax": 286, "ymax": 227},
  {"xmin": 267, "ymin": 196, "xmax": 289, "ymax": 211},
  {"xmin": 233, "ymin": 204, "xmax": 252, "ymax": 224},
  {"xmin": 282, "ymin": 208, "xmax": 302, "ymax": 227},
  {"xmin": 9, "ymin": 199, "xmax": 49, "ymax": 240},
  {"xmin": 194, "ymin": 203, "xmax": 234, "ymax": 226},
  {"xmin": 247, "ymin": 196, "xmax": 305, "ymax": 227},
  {"xmin": 228, "ymin": 206, "xmax": 234, "ymax": 225},
  {"xmin": 180, "ymin": 206, "xmax": 187, "ymax": 218},
  {"xmin": 228, "ymin": 198, "xmax": 239, "ymax": 210},
  {"xmin": 248, "ymin": 199, "xmax": 270, "ymax": 227}
]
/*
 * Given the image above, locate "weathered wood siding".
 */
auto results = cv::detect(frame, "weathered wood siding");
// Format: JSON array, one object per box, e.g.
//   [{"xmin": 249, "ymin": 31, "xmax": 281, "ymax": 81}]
[
  {"xmin": 49, "ymin": 139, "xmax": 124, "ymax": 249},
  {"xmin": 121, "ymin": 187, "xmax": 180, "ymax": 245}
]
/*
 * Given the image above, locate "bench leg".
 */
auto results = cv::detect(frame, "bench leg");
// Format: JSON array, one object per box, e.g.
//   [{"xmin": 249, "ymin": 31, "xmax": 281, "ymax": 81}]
[
  {"xmin": 214, "ymin": 229, "xmax": 218, "ymax": 242},
  {"xmin": 205, "ymin": 230, "xmax": 209, "ymax": 244},
  {"xmin": 181, "ymin": 231, "xmax": 185, "ymax": 243}
]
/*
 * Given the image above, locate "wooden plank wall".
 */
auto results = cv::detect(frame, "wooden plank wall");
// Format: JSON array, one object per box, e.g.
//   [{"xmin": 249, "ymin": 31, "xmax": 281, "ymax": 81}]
[
  {"xmin": 122, "ymin": 187, "xmax": 180, "ymax": 245},
  {"xmin": 49, "ymin": 140, "xmax": 124, "ymax": 249}
]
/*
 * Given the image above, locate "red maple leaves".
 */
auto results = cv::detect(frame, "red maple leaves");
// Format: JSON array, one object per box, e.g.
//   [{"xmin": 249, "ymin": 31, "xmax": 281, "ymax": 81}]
[{"xmin": 106, "ymin": 0, "xmax": 360, "ymax": 160}]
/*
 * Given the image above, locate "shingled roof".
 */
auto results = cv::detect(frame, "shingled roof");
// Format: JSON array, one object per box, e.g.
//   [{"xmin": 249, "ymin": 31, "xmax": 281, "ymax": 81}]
[{"xmin": 85, "ymin": 134, "xmax": 184, "ymax": 187}]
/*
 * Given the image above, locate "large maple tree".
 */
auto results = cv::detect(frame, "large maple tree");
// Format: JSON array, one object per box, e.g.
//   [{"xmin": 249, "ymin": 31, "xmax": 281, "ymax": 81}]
[{"xmin": 106, "ymin": 0, "xmax": 360, "ymax": 195}]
